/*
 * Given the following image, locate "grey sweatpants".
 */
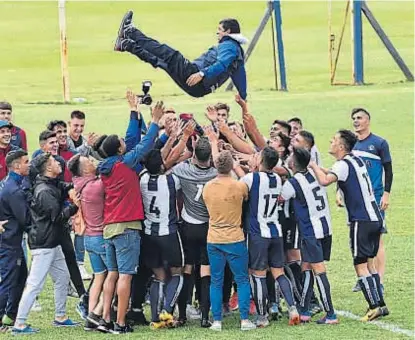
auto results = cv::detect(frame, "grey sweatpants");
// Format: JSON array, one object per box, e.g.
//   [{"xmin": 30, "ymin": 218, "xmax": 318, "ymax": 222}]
[{"xmin": 15, "ymin": 246, "xmax": 70, "ymax": 325}]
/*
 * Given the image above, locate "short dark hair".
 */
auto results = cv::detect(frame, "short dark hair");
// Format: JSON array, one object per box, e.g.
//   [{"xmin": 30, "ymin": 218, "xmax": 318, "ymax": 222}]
[
  {"xmin": 71, "ymin": 110, "xmax": 85, "ymax": 120},
  {"xmin": 92, "ymin": 134, "xmax": 107, "ymax": 158},
  {"xmin": 337, "ymin": 129, "xmax": 358, "ymax": 152},
  {"xmin": 39, "ymin": 130, "xmax": 57, "ymax": 142},
  {"xmin": 194, "ymin": 137, "xmax": 212, "ymax": 163},
  {"xmin": 272, "ymin": 120, "xmax": 292, "ymax": 136},
  {"xmin": 144, "ymin": 149, "xmax": 164, "ymax": 175},
  {"xmin": 47, "ymin": 120, "xmax": 67, "ymax": 131},
  {"xmin": 215, "ymin": 151, "xmax": 233, "ymax": 174},
  {"xmin": 292, "ymin": 147, "xmax": 311, "ymax": 171},
  {"xmin": 351, "ymin": 107, "xmax": 371, "ymax": 120},
  {"xmin": 31, "ymin": 153, "xmax": 52, "ymax": 175},
  {"xmin": 219, "ymin": 18, "xmax": 240, "ymax": 34},
  {"xmin": 261, "ymin": 146, "xmax": 279, "ymax": 170},
  {"xmin": 0, "ymin": 101, "xmax": 12, "ymax": 111},
  {"xmin": 6, "ymin": 149, "xmax": 27, "ymax": 169},
  {"xmin": 100, "ymin": 135, "xmax": 121, "ymax": 158},
  {"xmin": 67, "ymin": 154, "xmax": 82, "ymax": 177},
  {"xmin": 288, "ymin": 117, "xmax": 303, "ymax": 127},
  {"xmin": 298, "ymin": 130, "xmax": 315, "ymax": 148},
  {"xmin": 214, "ymin": 102, "xmax": 230, "ymax": 114}
]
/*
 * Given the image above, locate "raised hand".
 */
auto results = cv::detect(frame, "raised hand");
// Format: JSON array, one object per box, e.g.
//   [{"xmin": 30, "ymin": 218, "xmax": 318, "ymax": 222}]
[
  {"xmin": 151, "ymin": 101, "xmax": 165, "ymax": 124},
  {"xmin": 0, "ymin": 220, "xmax": 8, "ymax": 234},
  {"xmin": 204, "ymin": 125, "xmax": 219, "ymax": 143},
  {"xmin": 183, "ymin": 120, "xmax": 196, "ymax": 139},
  {"xmin": 126, "ymin": 89, "xmax": 140, "ymax": 111},
  {"xmin": 87, "ymin": 132, "xmax": 99, "ymax": 147},
  {"xmin": 205, "ymin": 106, "xmax": 218, "ymax": 123}
]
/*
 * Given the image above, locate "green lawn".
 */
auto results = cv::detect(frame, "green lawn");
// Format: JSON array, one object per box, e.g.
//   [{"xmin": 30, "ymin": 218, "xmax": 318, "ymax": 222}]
[{"xmin": 0, "ymin": 1, "xmax": 413, "ymax": 339}]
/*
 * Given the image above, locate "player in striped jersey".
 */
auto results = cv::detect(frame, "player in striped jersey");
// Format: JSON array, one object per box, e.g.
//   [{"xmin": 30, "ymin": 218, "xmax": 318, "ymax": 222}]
[
  {"xmin": 240, "ymin": 147, "xmax": 300, "ymax": 327},
  {"xmin": 282, "ymin": 148, "xmax": 337, "ymax": 325},
  {"xmin": 139, "ymin": 149, "xmax": 184, "ymax": 329},
  {"xmin": 309, "ymin": 129, "xmax": 388, "ymax": 322}
]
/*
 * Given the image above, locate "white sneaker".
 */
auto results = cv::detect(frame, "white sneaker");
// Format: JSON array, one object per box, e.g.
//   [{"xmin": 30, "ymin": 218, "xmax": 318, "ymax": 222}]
[
  {"xmin": 79, "ymin": 264, "xmax": 92, "ymax": 281},
  {"xmin": 210, "ymin": 321, "xmax": 222, "ymax": 331},
  {"xmin": 67, "ymin": 284, "xmax": 79, "ymax": 298},
  {"xmin": 241, "ymin": 320, "xmax": 256, "ymax": 331},
  {"xmin": 31, "ymin": 299, "xmax": 42, "ymax": 312},
  {"xmin": 186, "ymin": 304, "xmax": 201, "ymax": 320},
  {"xmin": 255, "ymin": 315, "xmax": 269, "ymax": 328}
]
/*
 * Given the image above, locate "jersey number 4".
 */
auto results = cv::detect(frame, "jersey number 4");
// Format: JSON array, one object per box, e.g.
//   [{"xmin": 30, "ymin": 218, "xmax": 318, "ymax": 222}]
[
  {"xmin": 150, "ymin": 197, "xmax": 161, "ymax": 218},
  {"xmin": 312, "ymin": 187, "xmax": 326, "ymax": 211},
  {"xmin": 263, "ymin": 194, "xmax": 279, "ymax": 218}
]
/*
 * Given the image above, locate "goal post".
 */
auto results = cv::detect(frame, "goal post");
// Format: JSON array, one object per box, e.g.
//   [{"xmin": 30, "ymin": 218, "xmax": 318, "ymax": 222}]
[{"xmin": 58, "ymin": 0, "xmax": 70, "ymax": 103}]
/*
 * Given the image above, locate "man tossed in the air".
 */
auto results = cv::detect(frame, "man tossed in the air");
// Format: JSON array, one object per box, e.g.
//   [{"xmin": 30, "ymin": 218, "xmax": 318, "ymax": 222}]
[{"xmin": 114, "ymin": 11, "xmax": 247, "ymax": 99}]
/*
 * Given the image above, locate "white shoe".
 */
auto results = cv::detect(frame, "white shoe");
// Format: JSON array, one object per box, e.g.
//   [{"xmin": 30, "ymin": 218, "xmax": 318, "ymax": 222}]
[
  {"xmin": 186, "ymin": 304, "xmax": 201, "ymax": 320},
  {"xmin": 255, "ymin": 315, "xmax": 269, "ymax": 328},
  {"xmin": 79, "ymin": 264, "xmax": 92, "ymax": 281},
  {"xmin": 67, "ymin": 284, "xmax": 79, "ymax": 298},
  {"xmin": 241, "ymin": 320, "xmax": 256, "ymax": 331},
  {"xmin": 31, "ymin": 299, "xmax": 42, "ymax": 312},
  {"xmin": 210, "ymin": 321, "xmax": 222, "ymax": 331}
]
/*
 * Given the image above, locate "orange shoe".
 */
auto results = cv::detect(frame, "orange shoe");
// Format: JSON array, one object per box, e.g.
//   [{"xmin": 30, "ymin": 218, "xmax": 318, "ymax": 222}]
[
  {"xmin": 249, "ymin": 299, "xmax": 257, "ymax": 315},
  {"xmin": 229, "ymin": 292, "xmax": 239, "ymax": 311},
  {"xmin": 288, "ymin": 306, "xmax": 300, "ymax": 326}
]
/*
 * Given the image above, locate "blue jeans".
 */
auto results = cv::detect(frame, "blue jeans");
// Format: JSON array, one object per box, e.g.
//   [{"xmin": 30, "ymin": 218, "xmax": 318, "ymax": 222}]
[
  {"xmin": 105, "ymin": 229, "xmax": 141, "ymax": 275},
  {"xmin": 74, "ymin": 234, "xmax": 85, "ymax": 263},
  {"xmin": 84, "ymin": 235, "xmax": 107, "ymax": 274},
  {"xmin": 207, "ymin": 241, "xmax": 250, "ymax": 321}
]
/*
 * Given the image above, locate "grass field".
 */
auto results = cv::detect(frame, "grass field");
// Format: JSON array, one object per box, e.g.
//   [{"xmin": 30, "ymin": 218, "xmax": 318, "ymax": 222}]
[{"xmin": 0, "ymin": 1, "xmax": 414, "ymax": 339}]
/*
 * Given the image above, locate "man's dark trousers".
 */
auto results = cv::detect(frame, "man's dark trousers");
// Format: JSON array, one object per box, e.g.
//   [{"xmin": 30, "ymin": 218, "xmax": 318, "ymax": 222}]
[
  {"xmin": 126, "ymin": 28, "xmax": 209, "ymax": 98},
  {"xmin": 0, "ymin": 247, "xmax": 27, "ymax": 320}
]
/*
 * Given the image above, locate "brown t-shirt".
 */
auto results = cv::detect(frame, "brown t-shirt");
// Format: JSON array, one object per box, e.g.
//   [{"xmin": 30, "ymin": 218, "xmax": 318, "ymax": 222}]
[{"xmin": 203, "ymin": 176, "xmax": 248, "ymax": 244}]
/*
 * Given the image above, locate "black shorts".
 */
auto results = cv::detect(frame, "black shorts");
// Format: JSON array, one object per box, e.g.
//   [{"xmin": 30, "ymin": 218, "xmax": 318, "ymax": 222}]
[
  {"xmin": 349, "ymin": 221, "xmax": 382, "ymax": 262},
  {"xmin": 180, "ymin": 221, "xmax": 209, "ymax": 266},
  {"xmin": 248, "ymin": 233, "xmax": 285, "ymax": 270},
  {"xmin": 142, "ymin": 231, "xmax": 184, "ymax": 269},
  {"xmin": 280, "ymin": 213, "xmax": 300, "ymax": 251},
  {"xmin": 300, "ymin": 235, "xmax": 332, "ymax": 264}
]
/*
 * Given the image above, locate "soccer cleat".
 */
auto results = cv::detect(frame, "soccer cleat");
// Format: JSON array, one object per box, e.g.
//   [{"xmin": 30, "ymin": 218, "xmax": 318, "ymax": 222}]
[
  {"xmin": 86, "ymin": 312, "xmax": 101, "ymax": 326},
  {"xmin": 249, "ymin": 299, "xmax": 257, "ymax": 315},
  {"xmin": 67, "ymin": 284, "xmax": 78, "ymax": 298},
  {"xmin": 222, "ymin": 303, "xmax": 232, "ymax": 317},
  {"xmin": 114, "ymin": 37, "xmax": 134, "ymax": 52},
  {"xmin": 112, "ymin": 323, "xmax": 134, "ymax": 334},
  {"xmin": 201, "ymin": 319, "xmax": 212, "ymax": 328},
  {"xmin": 186, "ymin": 304, "xmax": 201, "ymax": 320},
  {"xmin": 172, "ymin": 319, "xmax": 187, "ymax": 328},
  {"xmin": 150, "ymin": 321, "xmax": 166, "ymax": 330},
  {"xmin": 310, "ymin": 302, "xmax": 323, "ymax": 316},
  {"xmin": 316, "ymin": 314, "xmax": 339, "ymax": 325},
  {"xmin": 288, "ymin": 305, "xmax": 300, "ymax": 326},
  {"xmin": 380, "ymin": 306, "xmax": 390, "ymax": 317},
  {"xmin": 269, "ymin": 302, "xmax": 282, "ymax": 320},
  {"xmin": 159, "ymin": 310, "xmax": 175, "ymax": 328},
  {"xmin": 241, "ymin": 319, "xmax": 257, "ymax": 331},
  {"xmin": 52, "ymin": 318, "xmax": 80, "ymax": 327},
  {"xmin": 97, "ymin": 319, "xmax": 114, "ymax": 333},
  {"xmin": 210, "ymin": 321, "xmax": 222, "ymax": 331},
  {"xmin": 300, "ymin": 311, "xmax": 312, "ymax": 323},
  {"xmin": 255, "ymin": 315, "xmax": 269, "ymax": 328},
  {"xmin": 117, "ymin": 11, "xmax": 134, "ymax": 39},
  {"xmin": 361, "ymin": 307, "xmax": 383, "ymax": 322},
  {"xmin": 229, "ymin": 292, "xmax": 239, "ymax": 311},
  {"xmin": 352, "ymin": 280, "xmax": 362, "ymax": 292},
  {"xmin": 0, "ymin": 325, "xmax": 9, "ymax": 333}
]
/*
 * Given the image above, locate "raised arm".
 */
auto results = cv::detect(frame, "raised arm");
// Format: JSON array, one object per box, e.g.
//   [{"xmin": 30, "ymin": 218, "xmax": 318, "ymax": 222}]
[
  {"xmin": 309, "ymin": 161, "xmax": 338, "ymax": 187},
  {"xmin": 217, "ymin": 120, "xmax": 255, "ymax": 155}
]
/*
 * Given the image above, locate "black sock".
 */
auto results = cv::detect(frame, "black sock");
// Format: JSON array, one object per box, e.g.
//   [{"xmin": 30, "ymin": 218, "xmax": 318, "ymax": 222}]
[
  {"xmin": 150, "ymin": 279, "xmax": 165, "ymax": 322},
  {"xmin": 267, "ymin": 271, "xmax": 276, "ymax": 304},
  {"xmin": 275, "ymin": 280, "xmax": 281, "ymax": 306},
  {"xmin": 165, "ymin": 274, "xmax": 183, "ymax": 314},
  {"xmin": 315, "ymin": 272, "xmax": 335, "ymax": 316},
  {"xmin": 287, "ymin": 261, "xmax": 303, "ymax": 303},
  {"xmin": 178, "ymin": 273, "xmax": 191, "ymax": 320},
  {"xmin": 277, "ymin": 275, "xmax": 295, "ymax": 307},
  {"xmin": 250, "ymin": 274, "xmax": 268, "ymax": 316},
  {"xmin": 194, "ymin": 267, "xmax": 201, "ymax": 304},
  {"xmin": 358, "ymin": 276, "xmax": 379, "ymax": 309},
  {"xmin": 300, "ymin": 270, "xmax": 314, "ymax": 313},
  {"xmin": 371, "ymin": 273, "xmax": 385, "ymax": 307},
  {"xmin": 187, "ymin": 270, "xmax": 195, "ymax": 305},
  {"xmin": 222, "ymin": 264, "xmax": 233, "ymax": 304},
  {"xmin": 200, "ymin": 276, "xmax": 211, "ymax": 320}
]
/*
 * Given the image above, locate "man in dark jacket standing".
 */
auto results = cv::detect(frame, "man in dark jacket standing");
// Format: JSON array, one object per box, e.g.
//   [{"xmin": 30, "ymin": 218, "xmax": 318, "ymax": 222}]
[
  {"xmin": 0, "ymin": 150, "xmax": 31, "ymax": 331},
  {"xmin": 12, "ymin": 153, "xmax": 80, "ymax": 335},
  {"xmin": 114, "ymin": 11, "xmax": 247, "ymax": 99}
]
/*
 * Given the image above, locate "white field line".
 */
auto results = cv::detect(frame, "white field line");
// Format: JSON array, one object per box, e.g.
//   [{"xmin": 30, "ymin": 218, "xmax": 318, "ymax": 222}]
[{"xmin": 337, "ymin": 310, "xmax": 415, "ymax": 338}]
